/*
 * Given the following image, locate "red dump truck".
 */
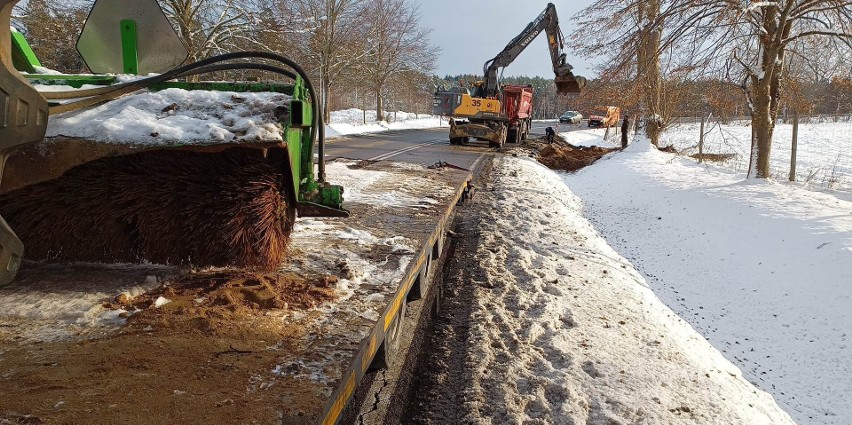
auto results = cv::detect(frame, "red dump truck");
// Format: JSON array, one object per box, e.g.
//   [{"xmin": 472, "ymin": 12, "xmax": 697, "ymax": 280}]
[
  {"xmin": 503, "ymin": 85, "xmax": 534, "ymax": 143},
  {"xmin": 434, "ymin": 84, "xmax": 534, "ymax": 147}
]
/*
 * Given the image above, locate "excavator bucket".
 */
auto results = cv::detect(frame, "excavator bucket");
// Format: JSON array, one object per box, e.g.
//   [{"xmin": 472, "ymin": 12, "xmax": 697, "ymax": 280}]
[{"xmin": 555, "ymin": 74, "xmax": 587, "ymax": 95}]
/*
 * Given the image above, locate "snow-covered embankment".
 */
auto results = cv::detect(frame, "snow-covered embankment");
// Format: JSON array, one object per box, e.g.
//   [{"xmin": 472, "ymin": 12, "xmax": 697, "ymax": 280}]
[
  {"xmin": 562, "ymin": 135, "xmax": 852, "ymax": 424},
  {"xmin": 326, "ymin": 108, "xmax": 447, "ymax": 137},
  {"xmin": 461, "ymin": 156, "xmax": 793, "ymax": 424}
]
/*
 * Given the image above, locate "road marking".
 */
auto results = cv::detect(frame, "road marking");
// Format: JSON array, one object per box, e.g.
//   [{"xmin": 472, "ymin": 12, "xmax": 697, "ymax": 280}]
[
  {"xmin": 470, "ymin": 153, "xmax": 486, "ymax": 171},
  {"xmin": 369, "ymin": 140, "xmax": 444, "ymax": 161},
  {"xmin": 369, "ymin": 140, "xmax": 443, "ymax": 161}
]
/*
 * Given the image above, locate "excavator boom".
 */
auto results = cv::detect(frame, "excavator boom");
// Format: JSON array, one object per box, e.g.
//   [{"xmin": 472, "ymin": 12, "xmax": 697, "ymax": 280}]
[{"xmin": 483, "ymin": 2, "xmax": 585, "ymax": 96}]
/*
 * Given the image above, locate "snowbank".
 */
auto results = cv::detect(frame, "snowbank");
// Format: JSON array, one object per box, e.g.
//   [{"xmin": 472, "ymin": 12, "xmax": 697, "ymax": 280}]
[
  {"xmin": 460, "ymin": 155, "xmax": 793, "ymax": 424},
  {"xmin": 326, "ymin": 108, "xmax": 447, "ymax": 137},
  {"xmin": 558, "ymin": 127, "xmax": 618, "ymax": 148},
  {"xmin": 562, "ymin": 134, "xmax": 852, "ymax": 424}
]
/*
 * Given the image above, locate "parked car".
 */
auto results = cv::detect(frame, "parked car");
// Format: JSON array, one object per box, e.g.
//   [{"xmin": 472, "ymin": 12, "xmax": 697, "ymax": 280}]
[
  {"xmin": 559, "ymin": 111, "xmax": 583, "ymax": 124},
  {"xmin": 588, "ymin": 106, "xmax": 621, "ymax": 128}
]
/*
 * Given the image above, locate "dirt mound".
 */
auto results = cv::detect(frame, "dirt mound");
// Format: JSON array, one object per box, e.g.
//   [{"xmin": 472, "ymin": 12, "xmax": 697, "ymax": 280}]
[
  {"xmin": 515, "ymin": 134, "xmax": 567, "ymax": 151},
  {"xmin": 537, "ymin": 144, "xmax": 618, "ymax": 172},
  {"xmin": 107, "ymin": 270, "xmax": 338, "ymax": 336}
]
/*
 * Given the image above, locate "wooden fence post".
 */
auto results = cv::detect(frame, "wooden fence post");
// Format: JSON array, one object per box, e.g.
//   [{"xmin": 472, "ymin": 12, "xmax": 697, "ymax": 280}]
[
  {"xmin": 363, "ymin": 109, "xmax": 367, "ymax": 124},
  {"xmin": 699, "ymin": 115, "xmax": 705, "ymax": 164},
  {"xmin": 790, "ymin": 111, "xmax": 799, "ymax": 181}
]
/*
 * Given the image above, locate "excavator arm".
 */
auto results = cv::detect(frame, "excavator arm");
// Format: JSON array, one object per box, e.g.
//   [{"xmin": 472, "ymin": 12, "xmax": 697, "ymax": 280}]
[{"xmin": 482, "ymin": 2, "xmax": 586, "ymax": 97}]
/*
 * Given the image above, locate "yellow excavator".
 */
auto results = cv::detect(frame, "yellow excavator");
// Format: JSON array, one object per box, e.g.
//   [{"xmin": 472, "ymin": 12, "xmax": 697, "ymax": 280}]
[{"xmin": 433, "ymin": 3, "xmax": 586, "ymax": 148}]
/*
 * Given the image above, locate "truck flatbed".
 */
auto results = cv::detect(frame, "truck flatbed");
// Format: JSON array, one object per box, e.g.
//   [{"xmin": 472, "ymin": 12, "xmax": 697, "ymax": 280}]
[{"xmin": 0, "ymin": 159, "xmax": 470, "ymax": 425}]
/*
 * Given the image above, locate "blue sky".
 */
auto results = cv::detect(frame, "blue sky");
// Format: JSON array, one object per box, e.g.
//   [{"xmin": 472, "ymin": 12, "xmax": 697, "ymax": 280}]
[{"xmin": 417, "ymin": 0, "xmax": 598, "ymax": 79}]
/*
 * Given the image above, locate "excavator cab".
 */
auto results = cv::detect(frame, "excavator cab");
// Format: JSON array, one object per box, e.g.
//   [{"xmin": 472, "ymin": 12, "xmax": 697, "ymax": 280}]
[{"xmin": 432, "ymin": 86, "xmax": 468, "ymax": 116}]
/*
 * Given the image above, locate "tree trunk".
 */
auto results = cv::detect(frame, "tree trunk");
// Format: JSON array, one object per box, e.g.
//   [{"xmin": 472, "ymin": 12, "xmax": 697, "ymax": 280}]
[
  {"xmin": 747, "ymin": 10, "xmax": 787, "ymax": 179},
  {"xmin": 322, "ymin": 75, "xmax": 331, "ymax": 123},
  {"xmin": 750, "ymin": 53, "xmax": 783, "ymax": 179},
  {"xmin": 376, "ymin": 91, "xmax": 384, "ymax": 121},
  {"xmin": 637, "ymin": 0, "xmax": 663, "ymax": 147},
  {"xmin": 751, "ymin": 82, "xmax": 774, "ymax": 178}
]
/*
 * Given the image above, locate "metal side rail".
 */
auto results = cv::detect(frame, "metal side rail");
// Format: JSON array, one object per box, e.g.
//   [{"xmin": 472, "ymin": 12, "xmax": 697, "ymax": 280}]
[{"xmin": 319, "ymin": 172, "xmax": 474, "ymax": 425}]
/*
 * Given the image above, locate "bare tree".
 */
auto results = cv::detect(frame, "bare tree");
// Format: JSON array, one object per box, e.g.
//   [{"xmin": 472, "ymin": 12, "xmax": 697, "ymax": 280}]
[
  {"xmin": 158, "ymin": 0, "xmax": 259, "ymax": 62},
  {"xmin": 577, "ymin": 0, "xmax": 852, "ymax": 178},
  {"xmin": 786, "ymin": 36, "xmax": 851, "ymax": 85},
  {"xmin": 782, "ymin": 36, "xmax": 852, "ymax": 115},
  {"xmin": 392, "ymin": 70, "xmax": 435, "ymax": 115},
  {"xmin": 573, "ymin": 0, "xmax": 668, "ymax": 146},
  {"xmin": 362, "ymin": 0, "xmax": 437, "ymax": 121},
  {"xmin": 636, "ymin": 0, "xmax": 664, "ymax": 145},
  {"xmin": 663, "ymin": 0, "xmax": 852, "ymax": 178},
  {"xmin": 12, "ymin": 0, "xmax": 90, "ymax": 72},
  {"xmin": 279, "ymin": 0, "xmax": 370, "ymax": 122}
]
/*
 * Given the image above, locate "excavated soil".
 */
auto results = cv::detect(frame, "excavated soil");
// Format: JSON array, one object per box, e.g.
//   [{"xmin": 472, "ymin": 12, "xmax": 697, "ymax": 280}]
[
  {"xmin": 0, "ymin": 269, "xmax": 339, "ymax": 425},
  {"xmin": 110, "ymin": 270, "xmax": 339, "ymax": 334},
  {"xmin": 536, "ymin": 143, "xmax": 618, "ymax": 172}
]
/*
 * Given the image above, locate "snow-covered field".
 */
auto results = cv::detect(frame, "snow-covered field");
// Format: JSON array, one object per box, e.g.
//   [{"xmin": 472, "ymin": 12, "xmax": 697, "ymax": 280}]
[
  {"xmin": 662, "ymin": 119, "xmax": 852, "ymax": 190},
  {"xmin": 454, "ymin": 156, "xmax": 793, "ymax": 424},
  {"xmin": 326, "ymin": 108, "xmax": 447, "ymax": 137},
  {"xmin": 562, "ymin": 134, "xmax": 852, "ymax": 424}
]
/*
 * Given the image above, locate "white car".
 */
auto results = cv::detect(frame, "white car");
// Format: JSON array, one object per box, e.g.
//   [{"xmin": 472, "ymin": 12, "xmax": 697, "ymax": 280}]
[{"xmin": 559, "ymin": 111, "xmax": 583, "ymax": 124}]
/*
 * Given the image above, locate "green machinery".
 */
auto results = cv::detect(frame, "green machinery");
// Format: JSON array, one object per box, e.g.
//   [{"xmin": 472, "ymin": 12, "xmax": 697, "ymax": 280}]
[{"xmin": 0, "ymin": 0, "xmax": 347, "ymax": 285}]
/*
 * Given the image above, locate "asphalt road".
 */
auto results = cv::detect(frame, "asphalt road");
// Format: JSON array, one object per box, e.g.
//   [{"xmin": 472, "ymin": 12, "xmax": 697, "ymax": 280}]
[
  {"xmin": 530, "ymin": 119, "xmax": 586, "ymax": 136},
  {"xmin": 325, "ymin": 122, "xmax": 589, "ymax": 169},
  {"xmin": 326, "ymin": 128, "xmax": 485, "ymax": 169}
]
